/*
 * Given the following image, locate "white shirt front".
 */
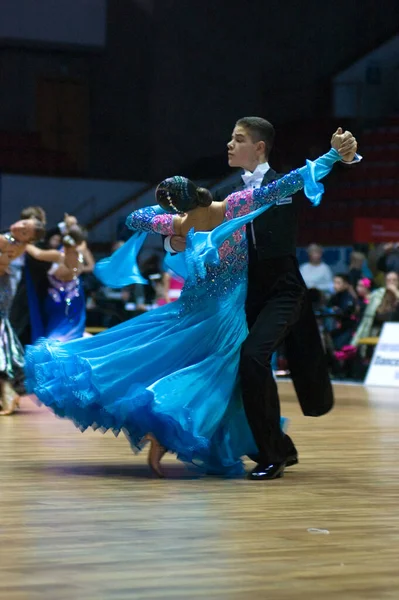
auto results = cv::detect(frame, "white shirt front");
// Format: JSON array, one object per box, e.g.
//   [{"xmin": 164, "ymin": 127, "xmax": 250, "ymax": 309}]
[
  {"xmin": 241, "ymin": 162, "xmax": 273, "ymax": 248},
  {"xmin": 241, "ymin": 162, "xmax": 270, "ymax": 189}
]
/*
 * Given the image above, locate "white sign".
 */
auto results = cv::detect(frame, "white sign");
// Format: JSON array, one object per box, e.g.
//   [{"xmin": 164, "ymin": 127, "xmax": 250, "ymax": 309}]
[{"xmin": 365, "ymin": 323, "xmax": 399, "ymax": 388}]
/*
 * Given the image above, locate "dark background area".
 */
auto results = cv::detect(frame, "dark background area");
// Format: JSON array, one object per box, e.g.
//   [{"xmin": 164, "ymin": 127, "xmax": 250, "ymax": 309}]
[{"xmin": 1, "ymin": 0, "xmax": 398, "ymax": 182}]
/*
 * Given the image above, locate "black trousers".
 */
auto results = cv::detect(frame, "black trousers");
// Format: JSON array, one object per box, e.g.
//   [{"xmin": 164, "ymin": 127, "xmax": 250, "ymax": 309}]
[{"xmin": 240, "ymin": 256, "xmax": 306, "ymax": 464}]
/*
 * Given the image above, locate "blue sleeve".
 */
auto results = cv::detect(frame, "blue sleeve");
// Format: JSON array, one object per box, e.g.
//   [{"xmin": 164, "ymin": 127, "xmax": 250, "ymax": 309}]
[
  {"xmin": 126, "ymin": 206, "xmax": 175, "ymax": 235},
  {"xmin": 252, "ymin": 148, "xmax": 342, "ymax": 210},
  {"xmin": 225, "ymin": 148, "xmax": 342, "ymax": 219}
]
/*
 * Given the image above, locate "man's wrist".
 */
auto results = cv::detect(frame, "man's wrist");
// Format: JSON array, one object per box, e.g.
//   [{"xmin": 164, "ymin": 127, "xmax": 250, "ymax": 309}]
[{"xmin": 341, "ymin": 153, "xmax": 362, "ymax": 164}]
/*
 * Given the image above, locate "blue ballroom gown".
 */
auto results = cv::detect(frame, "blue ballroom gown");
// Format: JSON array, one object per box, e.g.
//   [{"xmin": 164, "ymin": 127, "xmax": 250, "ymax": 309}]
[
  {"xmin": 25, "ymin": 150, "xmax": 341, "ymax": 476},
  {"xmin": 44, "ymin": 270, "xmax": 86, "ymax": 342}
]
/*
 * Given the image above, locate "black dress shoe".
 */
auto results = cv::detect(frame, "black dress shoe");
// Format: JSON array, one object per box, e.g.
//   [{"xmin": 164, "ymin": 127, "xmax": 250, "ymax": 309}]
[
  {"xmin": 247, "ymin": 461, "xmax": 286, "ymax": 480},
  {"xmin": 286, "ymin": 452, "xmax": 299, "ymax": 467}
]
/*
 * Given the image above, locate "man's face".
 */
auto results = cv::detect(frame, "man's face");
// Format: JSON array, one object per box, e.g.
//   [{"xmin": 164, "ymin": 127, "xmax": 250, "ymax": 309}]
[
  {"xmin": 308, "ymin": 249, "xmax": 322, "ymax": 265},
  {"xmin": 10, "ymin": 219, "xmax": 36, "ymax": 243},
  {"xmin": 227, "ymin": 125, "xmax": 263, "ymax": 171},
  {"xmin": 334, "ymin": 277, "xmax": 347, "ymax": 294}
]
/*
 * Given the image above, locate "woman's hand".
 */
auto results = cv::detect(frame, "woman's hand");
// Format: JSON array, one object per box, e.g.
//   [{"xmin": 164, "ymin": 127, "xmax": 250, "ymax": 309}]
[
  {"xmin": 170, "ymin": 235, "xmax": 187, "ymax": 253},
  {"xmin": 386, "ymin": 283, "xmax": 399, "ymax": 299},
  {"xmin": 64, "ymin": 213, "xmax": 78, "ymax": 230}
]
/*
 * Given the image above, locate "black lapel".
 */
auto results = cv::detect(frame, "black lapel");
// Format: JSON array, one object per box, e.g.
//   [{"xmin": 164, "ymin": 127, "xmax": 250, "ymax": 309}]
[{"xmin": 261, "ymin": 168, "xmax": 278, "ymax": 186}]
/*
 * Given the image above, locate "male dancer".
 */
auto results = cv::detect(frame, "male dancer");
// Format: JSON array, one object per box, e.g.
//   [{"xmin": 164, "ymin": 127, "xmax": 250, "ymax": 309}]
[{"xmin": 165, "ymin": 117, "xmax": 358, "ymax": 480}]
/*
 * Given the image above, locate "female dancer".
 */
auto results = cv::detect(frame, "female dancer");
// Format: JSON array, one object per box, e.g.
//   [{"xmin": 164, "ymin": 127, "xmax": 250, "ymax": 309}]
[
  {"xmin": 25, "ymin": 140, "xmax": 351, "ymax": 476},
  {"xmin": 25, "ymin": 226, "xmax": 87, "ymax": 342},
  {"xmin": 0, "ymin": 218, "xmax": 45, "ymax": 415}
]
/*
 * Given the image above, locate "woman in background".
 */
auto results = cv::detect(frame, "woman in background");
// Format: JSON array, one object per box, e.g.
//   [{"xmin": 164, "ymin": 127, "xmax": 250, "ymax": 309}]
[
  {"xmin": 355, "ymin": 277, "xmax": 372, "ymax": 320},
  {"xmin": 25, "ymin": 226, "xmax": 87, "ymax": 342}
]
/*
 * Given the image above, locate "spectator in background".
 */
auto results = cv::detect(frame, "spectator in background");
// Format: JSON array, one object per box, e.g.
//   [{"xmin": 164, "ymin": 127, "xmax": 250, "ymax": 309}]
[
  {"xmin": 299, "ymin": 243, "xmax": 333, "ymax": 294},
  {"xmin": 328, "ymin": 274, "xmax": 356, "ymax": 350},
  {"xmin": 355, "ymin": 277, "xmax": 372, "ymax": 320},
  {"xmin": 138, "ymin": 253, "xmax": 164, "ymax": 306},
  {"xmin": 377, "ymin": 243, "xmax": 399, "ymax": 275},
  {"xmin": 347, "ymin": 251, "xmax": 370, "ymax": 288},
  {"xmin": 351, "ymin": 271, "xmax": 399, "ymax": 346}
]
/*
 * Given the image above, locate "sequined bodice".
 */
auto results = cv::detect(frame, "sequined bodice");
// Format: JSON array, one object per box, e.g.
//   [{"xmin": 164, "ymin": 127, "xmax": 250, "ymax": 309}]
[
  {"xmin": 180, "ymin": 227, "xmax": 249, "ymax": 311},
  {"xmin": 48, "ymin": 273, "xmax": 81, "ymax": 307}
]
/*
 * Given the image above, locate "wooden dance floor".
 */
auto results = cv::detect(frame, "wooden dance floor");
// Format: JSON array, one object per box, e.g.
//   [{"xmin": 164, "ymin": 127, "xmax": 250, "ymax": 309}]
[{"xmin": 1, "ymin": 382, "xmax": 399, "ymax": 599}]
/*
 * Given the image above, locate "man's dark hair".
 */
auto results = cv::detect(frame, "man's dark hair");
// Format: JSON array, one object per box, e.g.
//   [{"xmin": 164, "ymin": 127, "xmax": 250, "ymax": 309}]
[
  {"xmin": 334, "ymin": 273, "xmax": 350, "ymax": 285},
  {"xmin": 236, "ymin": 116, "xmax": 275, "ymax": 157},
  {"xmin": 20, "ymin": 206, "xmax": 47, "ymax": 225}
]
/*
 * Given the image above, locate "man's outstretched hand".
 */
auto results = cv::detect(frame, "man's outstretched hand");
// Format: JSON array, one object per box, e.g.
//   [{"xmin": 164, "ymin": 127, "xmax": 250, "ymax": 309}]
[{"xmin": 331, "ymin": 127, "xmax": 358, "ymax": 162}]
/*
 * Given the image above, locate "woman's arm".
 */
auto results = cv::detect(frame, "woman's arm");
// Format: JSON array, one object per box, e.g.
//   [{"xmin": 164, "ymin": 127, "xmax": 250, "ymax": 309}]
[
  {"xmin": 126, "ymin": 206, "xmax": 178, "ymax": 235},
  {"xmin": 25, "ymin": 244, "xmax": 62, "ymax": 263},
  {"xmin": 224, "ymin": 148, "xmax": 342, "ymax": 220}
]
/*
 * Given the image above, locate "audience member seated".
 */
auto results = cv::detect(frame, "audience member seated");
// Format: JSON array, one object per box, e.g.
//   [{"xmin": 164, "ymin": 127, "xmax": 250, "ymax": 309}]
[
  {"xmin": 138, "ymin": 253, "xmax": 165, "ymax": 306},
  {"xmin": 355, "ymin": 277, "xmax": 372, "ymax": 320},
  {"xmin": 327, "ymin": 274, "xmax": 357, "ymax": 350},
  {"xmin": 347, "ymin": 251, "xmax": 371, "ymax": 288},
  {"xmin": 300, "ymin": 243, "xmax": 334, "ymax": 295},
  {"xmin": 332, "ymin": 272, "xmax": 399, "ymax": 380},
  {"xmin": 87, "ymin": 246, "xmax": 168, "ymax": 329},
  {"xmin": 377, "ymin": 243, "xmax": 399, "ymax": 275},
  {"xmin": 351, "ymin": 271, "xmax": 399, "ymax": 345}
]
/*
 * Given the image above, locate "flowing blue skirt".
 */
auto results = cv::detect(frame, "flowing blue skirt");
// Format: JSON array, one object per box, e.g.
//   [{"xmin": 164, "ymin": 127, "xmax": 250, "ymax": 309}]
[{"xmin": 25, "ymin": 287, "xmax": 285, "ymax": 477}]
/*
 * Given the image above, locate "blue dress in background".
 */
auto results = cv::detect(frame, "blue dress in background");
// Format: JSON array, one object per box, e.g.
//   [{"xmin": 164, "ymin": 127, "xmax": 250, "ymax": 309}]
[
  {"xmin": 25, "ymin": 150, "xmax": 341, "ymax": 476},
  {"xmin": 44, "ymin": 271, "xmax": 86, "ymax": 342}
]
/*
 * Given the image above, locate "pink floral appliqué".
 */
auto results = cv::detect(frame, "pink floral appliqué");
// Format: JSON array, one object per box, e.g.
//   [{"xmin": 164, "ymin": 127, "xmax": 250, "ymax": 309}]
[{"xmin": 152, "ymin": 214, "xmax": 175, "ymax": 235}]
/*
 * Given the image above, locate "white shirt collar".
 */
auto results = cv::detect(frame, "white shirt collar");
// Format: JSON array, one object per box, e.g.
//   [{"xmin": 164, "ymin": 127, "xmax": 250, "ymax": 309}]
[{"xmin": 241, "ymin": 162, "xmax": 270, "ymax": 187}]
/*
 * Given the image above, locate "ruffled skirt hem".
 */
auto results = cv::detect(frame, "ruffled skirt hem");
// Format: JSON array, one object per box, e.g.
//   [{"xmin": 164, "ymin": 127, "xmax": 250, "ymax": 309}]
[{"xmin": 25, "ymin": 339, "xmax": 245, "ymax": 477}]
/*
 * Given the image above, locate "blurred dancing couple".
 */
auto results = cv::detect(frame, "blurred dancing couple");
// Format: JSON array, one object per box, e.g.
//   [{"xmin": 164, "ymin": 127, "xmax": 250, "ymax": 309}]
[
  {"xmin": 25, "ymin": 118, "xmax": 359, "ymax": 479},
  {"xmin": 0, "ymin": 208, "xmax": 91, "ymax": 416}
]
